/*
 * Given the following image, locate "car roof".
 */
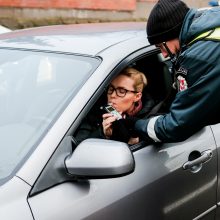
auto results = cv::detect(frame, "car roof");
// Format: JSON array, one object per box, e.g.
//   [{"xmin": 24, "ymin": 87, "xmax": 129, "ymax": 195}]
[{"xmin": 0, "ymin": 22, "xmax": 147, "ymax": 56}]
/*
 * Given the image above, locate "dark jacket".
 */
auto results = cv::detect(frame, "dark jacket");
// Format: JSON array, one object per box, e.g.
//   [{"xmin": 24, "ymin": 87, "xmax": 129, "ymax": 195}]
[
  {"xmin": 135, "ymin": 7, "xmax": 220, "ymax": 142},
  {"xmin": 75, "ymin": 93, "xmax": 155, "ymax": 144}
]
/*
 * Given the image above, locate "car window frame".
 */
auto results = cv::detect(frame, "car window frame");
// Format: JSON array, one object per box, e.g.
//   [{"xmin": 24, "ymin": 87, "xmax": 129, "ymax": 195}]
[{"xmin": 70, "ymin": 46, "xmax": 170, "ymax": 147}]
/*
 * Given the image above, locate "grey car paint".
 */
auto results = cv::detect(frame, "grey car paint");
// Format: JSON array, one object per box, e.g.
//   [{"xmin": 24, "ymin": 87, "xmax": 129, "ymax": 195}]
[
  {"xmin": 27, "ymin": 127, "xmax": 217, "ymax": 220},
  {"xmin": 0, "ymin": 22, "xmax": 218, "ymax": 220},
  {"xmin": 65, "ymin": 139, "xmax": 135, "ymax": 177},
  {"xmin": 210, "ymin": 124, "xmax": 220, "ymax": 219},
  {"xmin": 0, "ymin": 177, "xmax": 32, "ymax": 219}
]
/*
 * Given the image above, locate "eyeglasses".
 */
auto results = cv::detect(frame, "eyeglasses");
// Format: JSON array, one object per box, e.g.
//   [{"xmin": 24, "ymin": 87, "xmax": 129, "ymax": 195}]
[{"xmin": 107, "ymin": 85, "xmax": 138, "ymax": 97}]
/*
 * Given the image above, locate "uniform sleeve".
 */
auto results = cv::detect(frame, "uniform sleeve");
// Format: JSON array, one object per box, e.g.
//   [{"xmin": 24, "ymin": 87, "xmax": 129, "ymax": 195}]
[
  {"xmin": 135, "ymin": 116, "xmax": 162, "ymax": 142},
  {"xmin": 135, "ymin": 79, "xmax": 212, "ymax": 142},
  {"xmin": 154, "ymin": 82, "xmax": 213, "ymax": 142}
]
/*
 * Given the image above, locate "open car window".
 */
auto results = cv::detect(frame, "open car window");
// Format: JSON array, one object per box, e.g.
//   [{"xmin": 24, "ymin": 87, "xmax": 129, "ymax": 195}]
[{"xmin": 73, "ymin": 52, "xmax": 173, "ymax": 146}]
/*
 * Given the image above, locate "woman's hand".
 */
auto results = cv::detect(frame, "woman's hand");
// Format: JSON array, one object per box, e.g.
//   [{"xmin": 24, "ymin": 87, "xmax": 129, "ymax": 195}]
[{"xmin": 102, "ymin": 113, "xmax": 117, "ymax": 139}]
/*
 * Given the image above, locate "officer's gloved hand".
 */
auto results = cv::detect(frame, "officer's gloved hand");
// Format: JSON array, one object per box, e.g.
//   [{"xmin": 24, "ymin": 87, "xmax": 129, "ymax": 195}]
[
  {"xmin": 111, "ymin": 119, "xmax": 131, "ymax": 142},
  {"xmin": 123, "ymin": 116, "xmax": 138, "ymax": 128},
  {"xmin": 111, "ymin": 117, "xmax": 139, "ymax": 142}
]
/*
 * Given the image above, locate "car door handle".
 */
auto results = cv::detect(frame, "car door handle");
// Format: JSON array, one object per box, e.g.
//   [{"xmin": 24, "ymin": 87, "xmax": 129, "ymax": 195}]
[{"xmin": 183, "ymin": 150, "xmax": 213, "ymax": 170}]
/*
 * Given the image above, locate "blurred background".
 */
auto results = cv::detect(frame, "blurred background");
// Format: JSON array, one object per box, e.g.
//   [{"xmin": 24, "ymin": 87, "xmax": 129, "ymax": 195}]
[{"xmin": 0, "ymin": 0, "xmax": 211, "ymax": 30}]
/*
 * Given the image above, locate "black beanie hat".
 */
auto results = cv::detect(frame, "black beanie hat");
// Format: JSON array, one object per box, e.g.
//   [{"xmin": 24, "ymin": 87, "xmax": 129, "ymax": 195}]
[{"xmin": 147, "ymin": 0, "xmax": 190, "ymax": 45}]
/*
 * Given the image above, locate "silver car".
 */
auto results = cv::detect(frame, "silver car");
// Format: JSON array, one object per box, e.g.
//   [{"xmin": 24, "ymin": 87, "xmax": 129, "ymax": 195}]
[{"xmin": 0, "ymin": 22, "xmax": 219, "ymax": 220}]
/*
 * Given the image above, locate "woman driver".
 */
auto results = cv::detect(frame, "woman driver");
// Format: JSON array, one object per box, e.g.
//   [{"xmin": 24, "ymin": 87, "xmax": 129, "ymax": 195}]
[{"xmin": 102, "ymin": 67, "xmax": 153, "ymax": 145}]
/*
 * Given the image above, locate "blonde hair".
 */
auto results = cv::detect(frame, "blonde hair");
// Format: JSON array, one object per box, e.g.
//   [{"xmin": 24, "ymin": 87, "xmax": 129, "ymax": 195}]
[{"xmin": 119, "ymin": 67, "xmax": 147, "ymax": 92}]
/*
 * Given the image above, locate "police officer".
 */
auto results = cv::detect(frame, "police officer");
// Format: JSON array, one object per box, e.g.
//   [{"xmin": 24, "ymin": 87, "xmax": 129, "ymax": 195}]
[{"xmin": 127, "ymin": 0, "xmax": 220, "ymax": 143}]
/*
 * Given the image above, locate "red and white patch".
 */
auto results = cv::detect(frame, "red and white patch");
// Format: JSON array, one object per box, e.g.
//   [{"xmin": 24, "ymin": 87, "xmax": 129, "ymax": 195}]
[{"xmin": 177, "ymin": 75, "xmax": 188, "ymax": 91}]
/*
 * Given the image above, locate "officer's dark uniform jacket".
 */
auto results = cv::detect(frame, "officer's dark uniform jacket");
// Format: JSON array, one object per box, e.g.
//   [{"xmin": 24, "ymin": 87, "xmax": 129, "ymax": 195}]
[{"xmin": 135, "ymin": 7, "xmax": 220, "ymax": 142}]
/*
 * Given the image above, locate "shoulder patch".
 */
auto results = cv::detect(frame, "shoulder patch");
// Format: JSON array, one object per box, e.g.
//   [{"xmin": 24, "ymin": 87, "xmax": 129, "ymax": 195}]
[
  {"xmin": 177, "ymin": 75, "xmax": 188, "ymax": 91},
  {"xmin": 176, "ymin": 66, "xmax": 188, "ymax": 76}
]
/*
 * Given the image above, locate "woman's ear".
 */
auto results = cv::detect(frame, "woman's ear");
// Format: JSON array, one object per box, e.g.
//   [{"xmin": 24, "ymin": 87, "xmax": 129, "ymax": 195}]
[{"xmin": 134, "ymin": 92, "xmax": 142, "ymax": 102}]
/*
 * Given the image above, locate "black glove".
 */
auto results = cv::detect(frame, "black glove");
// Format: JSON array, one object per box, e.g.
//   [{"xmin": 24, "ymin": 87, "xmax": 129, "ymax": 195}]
[
  {"xmin": 123, "ymin": 116, "xmax": 138, "ymax": 129},
  {"xmin": 111, "ymin": 117, "xmax": 138, "ymax": 142},
  {"xmin": 111, "ymin": 119, "xmax": 130, "ymax": 142}
]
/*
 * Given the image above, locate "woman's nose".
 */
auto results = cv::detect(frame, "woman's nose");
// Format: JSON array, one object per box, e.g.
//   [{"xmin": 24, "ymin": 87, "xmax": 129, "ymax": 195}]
[{"xmin": 110, "ymin": 90, "xmax": 117, "ymax": 97}]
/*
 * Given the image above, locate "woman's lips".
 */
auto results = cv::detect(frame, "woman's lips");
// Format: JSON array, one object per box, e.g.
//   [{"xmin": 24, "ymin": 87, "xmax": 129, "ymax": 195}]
[
  {"xmin": 110, "ymin": 102, "xmax": 116, "ymax": 108},
  {"xmin": 108, "ymin": 102, "xmax": 117, "ymax": 110}
]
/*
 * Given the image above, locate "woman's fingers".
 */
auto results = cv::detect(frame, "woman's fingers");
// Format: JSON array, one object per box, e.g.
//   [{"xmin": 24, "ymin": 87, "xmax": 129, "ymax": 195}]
[
  {"xmin": 102, "ymin": 113, "xmax": 114, "ymax": 119},
  {"xmin": 102, "ymin": 114, "xmax": 117, "ymax": 125},
  {"xmin": 102, "ymin": 113, "xmax": 117, "ymax": 138}
]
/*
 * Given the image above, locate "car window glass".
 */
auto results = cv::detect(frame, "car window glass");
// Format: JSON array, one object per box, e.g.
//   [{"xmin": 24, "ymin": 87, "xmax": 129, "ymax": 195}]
[{"xmin": 0, "ymin": 49, "xmax": 100, "ymax": 183}]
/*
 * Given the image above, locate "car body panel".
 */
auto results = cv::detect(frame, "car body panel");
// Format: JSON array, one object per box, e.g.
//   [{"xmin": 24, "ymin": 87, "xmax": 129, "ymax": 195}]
[
  {"xmin": 0, "ymin": 177, "xmax": 32, "ymax": 219},
  {"xmin": 28, "ymin": 127, "xmax": 217, "ymax": 220},
  {"xmin": 210, "ymin": 123, "xmax": 220, "ymax": 219}
]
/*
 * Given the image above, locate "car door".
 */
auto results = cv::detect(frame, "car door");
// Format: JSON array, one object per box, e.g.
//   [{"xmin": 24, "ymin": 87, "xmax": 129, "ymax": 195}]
[
  {"xmin": 134, "ymin": 126, "xmax": 217, "ymax": 220},
  {"xmin": 27, "ymin": 127, "xmax": 217, "ymax": 220},
  {"xmin": 210, "ymin": 123, "xmax": 220, "ymax": 219}
]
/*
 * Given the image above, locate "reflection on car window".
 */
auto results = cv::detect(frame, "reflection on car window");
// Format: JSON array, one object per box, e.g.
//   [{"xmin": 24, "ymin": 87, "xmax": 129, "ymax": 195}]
[{"xmin": 0, "ymin": 49, "xmax": 100, "ymax": 183}]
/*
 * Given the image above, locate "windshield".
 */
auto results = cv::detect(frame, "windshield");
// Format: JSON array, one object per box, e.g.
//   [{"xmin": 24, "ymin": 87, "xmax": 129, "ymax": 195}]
[{"xmin": 0, "ymin": 49, "xmax": 100, "ymax": 183}]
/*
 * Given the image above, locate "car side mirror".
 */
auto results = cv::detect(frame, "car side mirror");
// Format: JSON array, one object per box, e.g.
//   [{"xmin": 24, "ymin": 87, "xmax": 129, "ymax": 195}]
[{"xmin": 65, "ymin": 138, "xmax": 135, "ymax": 178}]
